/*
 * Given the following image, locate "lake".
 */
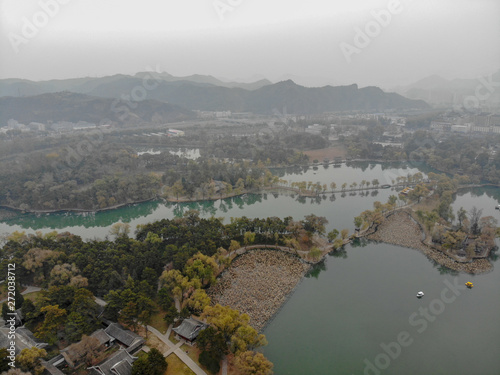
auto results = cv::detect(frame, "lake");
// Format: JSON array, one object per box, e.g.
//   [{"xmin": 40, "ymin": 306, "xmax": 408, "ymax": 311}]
[
  {"xmin": 261, "ymin": 186, "xmax": 500, "ymax": 375},
  {"xmin": 0, "ymin": 164, "xmax": 499, "ymax": 374},
  {"xmin": 0, "ymin": 162, "xmax": 425, "ymax": 239}
]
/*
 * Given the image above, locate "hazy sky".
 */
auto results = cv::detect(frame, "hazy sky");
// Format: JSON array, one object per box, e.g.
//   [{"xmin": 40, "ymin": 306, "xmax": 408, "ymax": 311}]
[{"xmin": 0, "ymin": 0, "xmax": 499, "ymax": 88}]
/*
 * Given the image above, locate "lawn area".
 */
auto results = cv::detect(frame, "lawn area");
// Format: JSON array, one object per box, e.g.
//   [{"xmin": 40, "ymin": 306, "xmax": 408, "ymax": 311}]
[
  {"xmin": 302, "ymin": 144, "xmax": 347, "ymax": 161},
  {"xmin": 0, "ymin": 284, "xmax": 28, "ymax": 301},
  {"xmin": 146, "ymin": 332, "xmax": 170, "ymax": 354},
  {"xmin": 165, "ymin": 354, "xmax": 195, "ymax": 375},
  {"xmin": 412, "ymin": 194, "xmax": 440, "ymax": 212},
  {"xmin": 181, "ymin": 344, "xmax": 202, "ymax": 367},
  {"xmin": 149, "ymin": 310, "xmax": 169, "ymax": 333},
  {"xmin": 23, "ymin": 291, "xmax": 42, "ymax": 302},
  {"xmin": 169, "ymin": 331, "xmax": 179, "ymax": 344},
  {"xmin": 180, "ymin": 344, "xmax": 245, "ymax": 375}
]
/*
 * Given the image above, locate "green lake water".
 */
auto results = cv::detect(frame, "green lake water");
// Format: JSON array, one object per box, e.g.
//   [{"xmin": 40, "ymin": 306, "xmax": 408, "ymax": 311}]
[
  {"xmin": 0, "ymin": 163, "xmax": 499, "ymax": 374},
  {"xmin": 0, "ymin": 162, "xmax": 424, "ymax": 239}
]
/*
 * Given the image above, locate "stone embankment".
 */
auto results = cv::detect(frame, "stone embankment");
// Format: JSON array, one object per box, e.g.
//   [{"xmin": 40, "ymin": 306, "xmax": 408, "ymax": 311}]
[
  {"xmin": 208, "ymin": 250, "xmax": 310, "ymax": 332},
  {"xmin": 367, "ymin": 210, "xmax": 492, "ymax": 274}
]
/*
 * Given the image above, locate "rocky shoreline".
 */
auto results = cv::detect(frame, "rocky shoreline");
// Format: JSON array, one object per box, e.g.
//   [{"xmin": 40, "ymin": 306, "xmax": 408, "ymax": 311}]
[
  {"xmin": 208, "ymin": 250, "xmax": 310, "ymax": 332},
  {"xmin": 367, "ymin": 210, "xmax": 493, "ymax": 274}
]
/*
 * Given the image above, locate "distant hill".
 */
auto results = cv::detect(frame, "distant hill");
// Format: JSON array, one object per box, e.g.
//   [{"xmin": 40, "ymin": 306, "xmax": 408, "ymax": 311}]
[
  {"xmin": 393, "ymin": 70, "xmax": 500, "ymax": 108},
  {"xmin": 0, "ymin": 72, "xmax": 272, "ymax": 98},
  {"xmin": 0, "ymin": 74, "xmax": 429, "ymax": 115},
  {"xmin": 133, "ymin": 71, "xmax": 272, "ymax": 90},
  {"xmin": 87, "ymin": 79, "xmax": 428, "ymax": 113},
  {"xmin": 0, "ymin": 92, "xmax": 195, "ymax": 125}
]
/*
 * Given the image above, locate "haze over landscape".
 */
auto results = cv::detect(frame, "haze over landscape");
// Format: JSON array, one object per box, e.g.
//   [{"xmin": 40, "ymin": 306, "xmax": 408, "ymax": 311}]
[
  {"xmin": 1, "ymin": 1, "xmax": 500, "ymax": 375},
  {"xmin": 1, "ymin": 0, "xmax": 499, "ymax": 87}
]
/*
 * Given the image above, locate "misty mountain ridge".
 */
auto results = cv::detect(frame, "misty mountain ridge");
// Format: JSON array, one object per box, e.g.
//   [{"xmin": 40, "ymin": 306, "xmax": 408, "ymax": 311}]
[
  {"xmin": 392, "ymin": 69, "xmax": 500, "ymax": 107},
  {"xmin": 0, "ymin": 72, "xmax": 272, "ymax": 98},
  {"xmin": 0, "ymin": 73, "xmax": 429, "ymax": 118},
  {"xmin": 134, "ymin": 71, "xmax": 272, "ymax": 90},
  {"xmin": 274, "ymin": 73, "xmax": 341, "ymax": 88},
  {"xmin": 0, "ymin": 91, "xmax": 195, "ymax": 126},
  {"xmin": 83, "ymin": 77, "xmax": 428, "ymax": 113}
]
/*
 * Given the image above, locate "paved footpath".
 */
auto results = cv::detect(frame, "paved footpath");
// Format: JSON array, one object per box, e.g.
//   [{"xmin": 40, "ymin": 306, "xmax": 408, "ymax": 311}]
[
  {"xmin": 148, "ymin": 325, "xmax": 207, "ymax": 375},
  {"xmin": 0, "ymin": 285, "xmax": 42, "ymax": 303},
  {"xmin": 221, "ymin": 356, "xmax": 228, "ymax": 375}
]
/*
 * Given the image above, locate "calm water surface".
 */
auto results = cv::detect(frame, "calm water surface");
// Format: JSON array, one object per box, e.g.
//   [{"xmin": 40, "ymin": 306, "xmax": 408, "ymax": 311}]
[
  {"xmin": 0, "ymin": 165, "xmax": 499, "ymax": 374},
  {"xmin": 0, "ymin": 162, "xmax": 416, "ymax": 239},
  {"xmin": 262, "ymin": 187, "xmax": 500, "ymax": 375}
]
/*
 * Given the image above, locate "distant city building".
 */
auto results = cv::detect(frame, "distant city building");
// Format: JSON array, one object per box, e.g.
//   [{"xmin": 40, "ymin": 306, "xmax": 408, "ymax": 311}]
[
  {"xmin": 74, "ymin": 121, "xmax": 97, "ymax": 130},
  {"xmin": 373, "ymin": 142, "xmax": 403, "ymax": 148},
  {"xmin": 168, "ymin": 129, "xmax": 185, "ymax": 136},
  {"xmin": 470, "ymin": 125, "xmax": 500, "ymax": 134},
  {"xmin": 305, "ymin": 124, "xmax": 326, "ymax": 135},
  {"xmin": 451, "ymin": 124, "xmax": 470, "ymax": 133},
  {"xmin": 431, "ymin": 121, "xmax": 452, "ymax": 131},
  {"xmin": 215, "ymin": 111, "xmax": 231, "ymax": 118},
  {"xmin": 28, "ymin": 122, "xmax": 46, "ymax": 131},
  {"xmin": 7, "ymin": 119, "xmax": 18, "ymax": 129}
]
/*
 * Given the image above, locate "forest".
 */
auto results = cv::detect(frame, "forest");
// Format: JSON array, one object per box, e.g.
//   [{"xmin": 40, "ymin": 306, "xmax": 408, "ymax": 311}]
[
  {"xmin": 404, "ymin": 131, "xmax": 500, "ymax": 184},
  {"xmin": 0, "ymin": 128, "xmax": 312, "ymax": 211},
  {"xmin": 0, "ymin": 212, "xmax": 330, "ymax": 374}
]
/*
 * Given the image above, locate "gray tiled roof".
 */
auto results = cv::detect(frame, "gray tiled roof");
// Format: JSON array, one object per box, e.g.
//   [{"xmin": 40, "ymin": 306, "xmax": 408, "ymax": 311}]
[
  {"xmin": 111, "ymin": 358, "xmax": 133, "ymax": 375},
  {"xmin": 104, "ymin": 323, "xmax": 144, "ymax": 348},
  {"xmin": 0, "ymin": 326, "xmax": 47, "ymax": 354},
  {"xmin": 41, "ymin": 360, "xmax": 65, "ymax": 375},
  {"xmin": 91, "ymin": 329, "xmax": 112, "ymax": 346},
  {"xmin": 0, "ymin": 329, "xmax": 12, "ymax": 353},
  {"xmin": 90, "ymin": 349, "xmax": 136, "ymax": 375},
  {"xmin": 173, "ymin": 317, "xmax": 207, "ymax": 341},
  {"xmin": 17, "ymin": 327, "xmax": 47, "ymax": 346}
]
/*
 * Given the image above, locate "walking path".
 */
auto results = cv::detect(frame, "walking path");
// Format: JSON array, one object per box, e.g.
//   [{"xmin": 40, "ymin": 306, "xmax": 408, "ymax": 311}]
[
  {"xmin": 0, "ymin": 285, "xmax": 41, "ymax": 303},
  {"xmin": 221, "ymin": 357, "xmax": 228, "ymax": 375},
  {"xmin": 163, "ymin": 340, "xmax": 183, "ymax": 357},
  {"xmin": 94, "ymin": 296, "xmax": 108, "ymax": 306},
  {"xmin": 148, "ymin": 325, "xmax": 207, "ymax": 375}
]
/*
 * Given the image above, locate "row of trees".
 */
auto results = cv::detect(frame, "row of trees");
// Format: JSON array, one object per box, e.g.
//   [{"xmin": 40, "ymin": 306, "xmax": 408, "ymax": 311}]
[{"xmin": 289, "ymin": 178, "xmax": 383, "ymax": 194}]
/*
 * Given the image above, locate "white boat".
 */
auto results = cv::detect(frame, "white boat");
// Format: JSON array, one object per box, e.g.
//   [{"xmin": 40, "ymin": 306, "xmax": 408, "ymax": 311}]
[
  {"xmin": 416, "ymin": 291, "xmax": 424, "ymax": 298},
  {"xmin": 496, "ymin": 205, "xmax": 500, "ymax": 210}
]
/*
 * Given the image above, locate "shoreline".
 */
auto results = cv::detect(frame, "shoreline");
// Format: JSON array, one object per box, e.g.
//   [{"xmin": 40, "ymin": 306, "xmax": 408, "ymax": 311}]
[
  {"xmin": 366, "ymin": 210, "xmax": 493, "ymax": 274},
  {"xmin": 208, "ymin": 249, "xmax": 311, "ymax": 332},
  {"xmin": 0, "ymin": 197, "xmax": 158, "ymax": 217},
  {"xmin": 0, "ymin": 158, "xmax": 418, "ymax": 215},
  {"xmin": 2, "ymin": 152, "xmax": 498, "ymax": 216},
  {"xmin": 6, "ymin": 179, "xmax": 485, "ymax": 216}
]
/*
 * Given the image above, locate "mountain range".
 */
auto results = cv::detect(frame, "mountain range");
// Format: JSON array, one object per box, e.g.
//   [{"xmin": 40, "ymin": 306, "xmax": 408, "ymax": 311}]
[
  {"xmin": 0, "ymin": 72, "xmax": 430, "ymax": 123},
  {"xmin": 0, "ymin": 91, "xmax": 195, "ymax": 126},
  {"xmin": 392, "ymin": 70, "xmax": 500, "ymax": 108},
  {"xmin": 0, "ymin": 72, "xmax": 272, "ymax": 98}
]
